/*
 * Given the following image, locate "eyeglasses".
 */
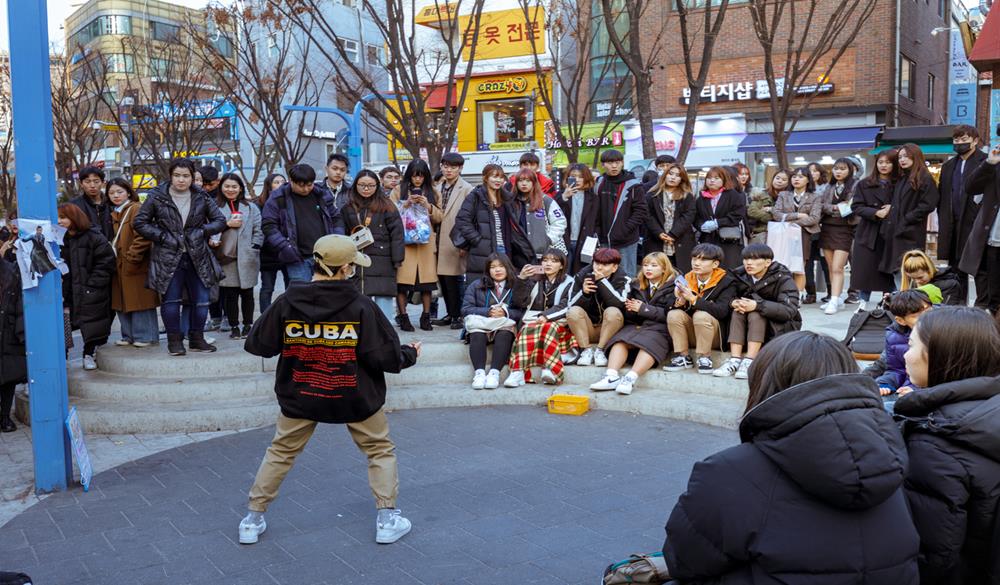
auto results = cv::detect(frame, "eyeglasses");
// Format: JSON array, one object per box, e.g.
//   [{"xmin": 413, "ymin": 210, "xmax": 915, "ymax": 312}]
[{"xmin": 356, "ymin": 183, "xmax": 378, "ymax": 190}]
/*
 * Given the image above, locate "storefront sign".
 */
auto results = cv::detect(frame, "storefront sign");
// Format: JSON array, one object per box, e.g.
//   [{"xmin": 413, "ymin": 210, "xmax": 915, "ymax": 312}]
[
  {"xmin": 545, "ymin": 131, "xmax": 623, "ymax": 150},
  {"xmin": 950, "ymin": 83, "xmax": 977, "ymax": 126},
  {"xmin": 460, "ymin": 7, "xmax": 546, "ymax": 60},
  {"xmin": 480, "ymin": 141, "xmax": 532, "ymax": 151},
  {"xmin": 414, "ymin": 2, "xmax": 459, "ymax": 25},
  {"xmin": 623, "ymin": 116, "xmax": 746, "ymax": 169},
  {"xmin": 594, "ymin": 101, "xmax": 631, "ymax": 119},
  {"xmin": 476, "ymin": 76, "xmax": 529, "ymax": 95},
  {"xmin": 461, "ymin": 149, "xmax": 543, "ymax": 176},
  {"xmin": 680, "ymin": 78, "xmax": 834, "ymax": 104}
]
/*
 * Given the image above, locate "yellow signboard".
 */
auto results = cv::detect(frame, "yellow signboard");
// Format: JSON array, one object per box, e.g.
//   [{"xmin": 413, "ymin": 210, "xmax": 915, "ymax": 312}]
[
  {"xmin": 460, "ymin": 7, "xmax": 546, "ymax": 61},
  {"xmin": 414, "ymin": 2, "xmax": 459, "ymax": 26},
  {"xmin": 476, "ymin": 76, "xmax": 529, "ymax": 95}
]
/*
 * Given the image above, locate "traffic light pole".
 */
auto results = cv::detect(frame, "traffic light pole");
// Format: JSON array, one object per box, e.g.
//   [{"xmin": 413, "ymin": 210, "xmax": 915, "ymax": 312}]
[{"xmin": 7, "ymin": 0, "xmax": 74, "ymax": 493}]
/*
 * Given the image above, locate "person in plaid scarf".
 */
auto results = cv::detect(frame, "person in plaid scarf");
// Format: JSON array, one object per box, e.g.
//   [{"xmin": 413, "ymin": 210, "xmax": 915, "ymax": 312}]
[{"xmin": 504, "ymin": 248, "xmax": 578, "ymax": 387}]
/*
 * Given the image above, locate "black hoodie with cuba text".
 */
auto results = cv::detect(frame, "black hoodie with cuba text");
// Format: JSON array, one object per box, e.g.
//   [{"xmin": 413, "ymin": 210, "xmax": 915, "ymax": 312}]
[{"xmin": 244, "ymin": 279, "xmax": 417, "ymax": 424}]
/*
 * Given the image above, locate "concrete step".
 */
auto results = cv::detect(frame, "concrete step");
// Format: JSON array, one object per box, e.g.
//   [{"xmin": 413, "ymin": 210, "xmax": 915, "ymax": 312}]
[
  {"xmin": 15, "ymin": 389, "xmax": 279, "ymax": 434},
  {"xmin": 93, "ymin": 340, "xmax": 270, "ymax": 377},
  {"xmin": 66, "ymin": 369, "xmax": 274, "ymax": 403}
]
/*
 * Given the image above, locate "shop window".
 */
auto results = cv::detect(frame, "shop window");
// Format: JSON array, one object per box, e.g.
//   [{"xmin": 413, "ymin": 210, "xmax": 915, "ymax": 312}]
[
  {"xmin": 150, "ymin": 21, "xmax": 180, "ymax": 43},
  {"xmin": 477, "ymin": 98, "xmax": 533, "ymax": 149},
  {"xmin": 899, "ymin": 54, "xmax": 916, "ymax": 100},
  {"xmin": 149, "ymin": 58, "xmax": 171, "ymax": 78},
  {"xmin": 337, "ymin": 39, "xmax": 359, "ymax": 63},
  {"xmin": 106, "ymin": 53, "xmax": 135, "ymax": 74}
]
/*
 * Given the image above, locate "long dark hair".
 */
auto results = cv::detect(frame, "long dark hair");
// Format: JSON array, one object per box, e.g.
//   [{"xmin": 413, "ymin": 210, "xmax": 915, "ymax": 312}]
[
  {"xmin": 829, "ymin": 158, "xmax": 857, "ymax": 201},
  {"xmin": 767, "ymin": 169, "xmax": 791, "ymax": 199},
  {"xmin": 807, "ymin": 162, "xmax": 829, "ymax": 186},
  {"xmin": 482, "ymin": 252, "xmax": 516, "ymax": 288},
  {"xmin": 864, "ymin": 149, "xmax": 899, "ymax": 187},
  {"xmin": 789, "ymin": 167, "xmax": 817, "ymax": 193},
  {"xmin": 539, "ymin": 247, "xmax": 568, "ymax": 283},
  {"xmin": 898, "ymin": 143, "xmax": 932, "ymax": 191},
  {"xmin": 259, "ymin": 173, "xmax": 285, "ymax": 207},
  {"xmin": 745, "ymin": 331, "xmax": 859, "ymax": 415},
  {"xmin": 917, "ymin": 307, "xmax": 1000, "ymax": 387},
  {"xmin": 400, "ymin": 159, "xmax": 436, "ymax": 205},
  {"xmin": 216, "ymin": 173, "xmax": 247, "ymax": 207},
  {"xmin": 348, "ymin": 169, "xmax": 396, "ymax": 214}
]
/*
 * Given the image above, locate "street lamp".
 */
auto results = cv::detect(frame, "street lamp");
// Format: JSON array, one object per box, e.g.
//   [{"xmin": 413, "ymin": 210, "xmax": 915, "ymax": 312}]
[{"xmin": 931, "ymin": 26, "xmax": 960, "ymax": 35}]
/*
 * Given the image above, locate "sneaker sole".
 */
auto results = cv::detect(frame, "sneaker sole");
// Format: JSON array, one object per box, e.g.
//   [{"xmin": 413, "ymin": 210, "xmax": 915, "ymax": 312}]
[
  {"xmin": 239, "ymin": 523, "xmax": 266, "ymax": 545},
  {"xmin": 698, "ymin": 369, "xmax": 714, "ymax": 375},
  {"xmin": 662, "ymin": 365, "xmax": 691, "ymax": 372},
  {"xmin": 376, "ymin": 523, "xmax": 411, "ymax": 544}
]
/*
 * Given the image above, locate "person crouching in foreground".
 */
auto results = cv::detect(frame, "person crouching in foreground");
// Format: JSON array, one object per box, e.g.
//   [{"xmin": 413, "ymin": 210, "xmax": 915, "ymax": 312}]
[{"xmin": 240, "ymin": 234, "xmax": 421, "ymax": 545}]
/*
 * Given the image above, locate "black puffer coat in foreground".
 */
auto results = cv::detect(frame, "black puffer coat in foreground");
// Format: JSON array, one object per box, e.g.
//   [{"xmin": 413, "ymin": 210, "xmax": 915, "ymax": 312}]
[
  {"xmin": 663, "ymin": 373, "xmax": 919, "ymax": 584},
  {"xmin": 895, "ymin": 376, "xmax": 1000, "ymax": 585}
]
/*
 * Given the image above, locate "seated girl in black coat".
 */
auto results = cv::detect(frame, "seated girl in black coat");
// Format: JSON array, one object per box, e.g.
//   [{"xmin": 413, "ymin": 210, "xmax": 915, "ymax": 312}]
[
  {"xmin": 662, "ymin": 331, "xmax": 920, "ymax": 584},
  {"xmin": 896, "ymin": 306, "xmax": 1000, "ymax": 584},
  {"xmin": 589, "ymin": 252, "xmax": 676, "ymax": 396},
  {"xmin": 899, "ymin": 249, "xmax": 963, "ymax": 305},
  {"xmin": 461, "ymin": 253, "xmax": 524, "ymax": 390}
]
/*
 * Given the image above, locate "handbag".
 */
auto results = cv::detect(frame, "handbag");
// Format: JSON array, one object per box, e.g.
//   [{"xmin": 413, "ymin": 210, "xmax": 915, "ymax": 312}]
[
  {"xmin": 842, "ymin": 300, "xmax": 892, "ymax": 359},
  {"xmin": 463, "ymin": 315, "xmax": 515, "ymax": 332},
  {"xmin": 719, "ymin": 225, "xmax": 743, "ymax": 243},
  {"xmin": 602, "ymin": 552, "xmax": 672, "ymax": 585},
  {"xmin": 766, "ymin": 221, "xmax": 804, "ymax": 273},
  {"xmin": 213, "ymin": 226, "xmax": 239, "ymax": 264},
  {"xmin": 350, "ymin": 215, "xmax": 375, "ymax": 250}
]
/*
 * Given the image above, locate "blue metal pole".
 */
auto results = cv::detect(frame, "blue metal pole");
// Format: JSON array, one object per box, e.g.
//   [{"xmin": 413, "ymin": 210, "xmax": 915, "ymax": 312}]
[{"xmin": 7, "ymin": 0, "xmax": 73, "ymax": 492}]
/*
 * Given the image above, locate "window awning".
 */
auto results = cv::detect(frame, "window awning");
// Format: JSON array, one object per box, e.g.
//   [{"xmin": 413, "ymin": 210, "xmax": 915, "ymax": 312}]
[
  {"xmin": 424, "ymin": 85, "xmax": 457, "ymax": 110},
  {"xmin": 737, "ymin": 126, "xmax": 882, "ymax": 153},
  {"xmin": 870, "ymin": 143, "xmax": 955, "ymax": 155}
]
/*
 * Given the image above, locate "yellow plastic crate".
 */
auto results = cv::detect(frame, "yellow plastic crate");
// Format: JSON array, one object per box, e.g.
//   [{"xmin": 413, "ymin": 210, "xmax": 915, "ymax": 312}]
[{"xmin": 547, "ymin": 394, "xmax": 590, "ymax": 416}]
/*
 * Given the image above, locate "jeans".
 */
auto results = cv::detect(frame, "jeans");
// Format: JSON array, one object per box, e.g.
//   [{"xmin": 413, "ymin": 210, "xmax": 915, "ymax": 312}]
[
  {"xmin": 370, "ymin": 296, "xmax": 396, "ymax": 321},
  {"xmin": 286, "ymin": 259, "xmax": 315, "ymax": 284},
  {"xmin": 161, "ymin": 255, "xmax": 211, "ymax": 335},
  {"xmin": 259, "ymin": 268, "xmax": 289, "ymax": 312},
  {"xmin": 118, "ymin": 309, "xmax": 159, "ymax": 344},
  {"xmin": 618, "ymin": 242, "xmax": 639, "ymax": 279}
]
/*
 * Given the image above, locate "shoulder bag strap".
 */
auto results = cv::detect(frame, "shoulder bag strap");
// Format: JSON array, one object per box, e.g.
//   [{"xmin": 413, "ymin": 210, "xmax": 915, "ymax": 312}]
[{"xmin": 111, "ymin": 206, "xmax": 133, "ymax": 255}]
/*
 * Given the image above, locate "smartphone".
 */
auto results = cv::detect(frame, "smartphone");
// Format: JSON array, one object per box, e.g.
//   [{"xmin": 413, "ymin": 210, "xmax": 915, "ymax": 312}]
[{"xmin": 566, "ymin": 176, "xmax": 577, "ymax": 188}]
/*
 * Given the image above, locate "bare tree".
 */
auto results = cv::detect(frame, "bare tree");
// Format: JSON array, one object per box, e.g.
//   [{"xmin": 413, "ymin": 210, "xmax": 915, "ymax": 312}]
[
  {"xmin": 747, "ymin": 0, "xmax": 878, "ymax": 168},
  {"xmin": 51, "ymin": 51, "xmax": 112, "ymax": 196},
  {"xmin": 599, "ymin": 0, "xmax": 666, "ymax": 159},
  {"xmin": 675, "ymin": 0, "xmax": 731, "ymax": 164},
  {"xmin": 269, "ymin": 0, "xmax": 485, "ymax": 171},
  {"xmin": 0, "ymin": 60, "xmax": 14, "ymax": 214},
  {"xmin": 188, "ymin": 3, "xmax": 332, "ymax": 186},
  {"xmin": 519, "ymin": 0, "xmax": 633, "ymax": 167}
]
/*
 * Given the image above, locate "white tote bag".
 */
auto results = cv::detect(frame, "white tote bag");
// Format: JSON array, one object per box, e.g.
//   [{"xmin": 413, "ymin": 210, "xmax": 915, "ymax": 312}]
[{"xmin": 766, "ymin": 221, "xmax": 804, "ymax": 273}]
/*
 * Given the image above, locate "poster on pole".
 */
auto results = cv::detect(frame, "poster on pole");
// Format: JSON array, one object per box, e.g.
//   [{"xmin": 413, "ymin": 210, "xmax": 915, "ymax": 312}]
[
  {"xmin": 12, "ymin": 218, "xmax": 62, "ymax": 290},
  {"xmin": 65, "ymin": 407, "xmax": 93, "ymax": 491}
]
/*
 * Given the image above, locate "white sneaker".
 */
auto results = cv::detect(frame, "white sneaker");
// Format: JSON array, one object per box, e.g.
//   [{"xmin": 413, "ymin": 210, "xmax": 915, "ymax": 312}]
[
  {"xmin": 824, "ymin": 298, "xmax": 840, "ymax": 315},
  {"xmin": 504, "ymin": 371, "xmax": 525, "ymax": 387},
  {"xmin": 540, "ymin": 368, "xmax": 558, "ymax": 385},
  {"xmin": 593, "ymin": 348, "xmax": 608, "ymax": 367},
  {"xmin": 615, "ymin": 376, "xmax": 634, "ymax": 395},
  {"xmin": 713, "ymin": 357, "xmax": 742, "ymax": 377},
  {"xmin": 561, "ymin": 348, "xmax": 580, "ymax": 365},
  {"xmin": 131, "ymin": 341, "xmax": 151, "ymax": 348},
  {"xmin": 590, "ymin": 373, "xmax": 621, "ymax": 391},
  {"xmin": 857, "ymin": 300, "xmax": 868, "ymax": 312},
  {"xmin": 485, "ymin": 369, "xmax": 501, "ymax": 389},
  {"xmin": 238, "ymin": 513, "xmax": 266, "ymax": 544},
  {"xmin": 83, "ymin": 355, "xmax": 97, "ymax": 371},
  {"xmin": 115, "ymin": 339, "xmax": 132, "ymax": 347},
  {"xmin": 577, "ymin": 347, "xmax": 595, "ymax": 366},
  {"xmin": 376, "ymin": 508, "xmax": 412, "ymax": 544},
  {"xmin": 471, "ymin": 369, "xmax": 486, "ymax": 390},
  {"xmin": 735, "ymin": 358, "xmax": 753, "ymax": 380}
]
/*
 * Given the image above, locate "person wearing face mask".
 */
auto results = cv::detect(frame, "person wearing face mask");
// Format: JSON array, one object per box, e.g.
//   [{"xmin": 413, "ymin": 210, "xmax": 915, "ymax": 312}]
[
  {"xmin": 213, "ymin": 174, "xmax": 263, "ymax": 339},
  {"xmin": 240, "ymin": 234, "xmax": 421, "ymax": 547},
  {"xmin": 879, "ymin": 144, "xmax": 940, "ymax": 280},
  {"xmin": 694, "ymin": 166, "xmax": 747, "ymax": 271},
  {"xmin": 108, "ymin": 178, "xmax": 160, "ymax": 348},
  {"xmin": 771, "ymin": 167, "xmax": 822, "ymax": 299},
  {"xmin": 938, "ymin": 125, "xmax": 988, "ymax": 307},
  {"xmin": 746, "ymin": 169, "xmax": 788, "ymax": 245},
  {"xmin": 645, "ymin": 163, "xmax": 696, "ymax": 273},
  {"xmin": 896, "ymin": 306, "xmax": 1000, "ymax": 584}
]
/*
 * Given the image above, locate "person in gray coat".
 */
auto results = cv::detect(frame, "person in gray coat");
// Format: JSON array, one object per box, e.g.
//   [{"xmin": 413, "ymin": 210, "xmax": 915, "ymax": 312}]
[{"xmin": 214, "ymin": 173, "xmax": 262, "ymax": 339}]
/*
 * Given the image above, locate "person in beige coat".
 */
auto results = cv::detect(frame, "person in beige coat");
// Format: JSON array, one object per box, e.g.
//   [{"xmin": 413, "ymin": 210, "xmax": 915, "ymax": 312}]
[
  {"xmin": 390, "ymin": 159, "xmax": 443, "ymax": 332},
  {"xmin": 107, "ymin": 178, "xmax": 160, "ymax": 347},
  {"xmin": 771, "ymin": 167, "xmax": 823, "ymax": 295},
  {"xmin": 433, "ymin": 153, "xmax": 474, "ymax": 329}
]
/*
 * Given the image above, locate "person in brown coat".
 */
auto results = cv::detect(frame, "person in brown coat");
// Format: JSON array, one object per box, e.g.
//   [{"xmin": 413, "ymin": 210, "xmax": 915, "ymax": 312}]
[
  {"xmin": 433, "ymin": 153, "xmax": 474, "ymax": 329},
  {"xmin": 107, "ymin": 178, "xmax": 160, "ymax": 347},
  {"xmin": 390, "ymin": 159, "xmax": 443, "ymax": 331}
]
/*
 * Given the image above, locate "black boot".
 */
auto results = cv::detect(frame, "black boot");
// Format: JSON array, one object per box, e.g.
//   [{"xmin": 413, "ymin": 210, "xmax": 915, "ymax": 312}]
[
  {"xmin": 0, "ymin": 415, "xmax": 15, "ymax": 433},
  {"xmin": 398, "ymin": 314, "xmax": 415, "ymax": 332},
  {"xmin": 188, "ymin": 331, "xmax": 218, "ymax": 353},
  {"xmin": 450, "ymin": 316, "xmax": 464, "ymax": 330},
  {"xmin": 431, "ymin": 316, "xmax": 452, "ymax": 327},
  {"xmin": 419, "ymin": 312, "xmax": 433, "ymax": 331},
  {"xmin": 802, "ymin": 294, "xmax": 817, "ymax": 305},
  {"xmin": 167, "ymin": 333, "xmax": 187, "ymax": 356}
]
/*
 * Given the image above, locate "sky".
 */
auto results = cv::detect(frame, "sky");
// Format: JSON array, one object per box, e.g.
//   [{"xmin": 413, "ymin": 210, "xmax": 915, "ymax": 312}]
[{"xmin": 0, "ymin": 0, "xmax": 212, "ymax": 52}]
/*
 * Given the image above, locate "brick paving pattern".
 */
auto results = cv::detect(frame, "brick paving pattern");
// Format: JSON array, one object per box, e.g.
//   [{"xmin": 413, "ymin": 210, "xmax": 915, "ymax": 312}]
[{"xmin": 0, "ymin": 406, "xmax": 735, "ymax": 585}]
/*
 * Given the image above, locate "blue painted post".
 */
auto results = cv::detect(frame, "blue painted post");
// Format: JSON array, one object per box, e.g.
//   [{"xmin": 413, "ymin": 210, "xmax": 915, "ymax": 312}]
[{"xmin": 7, "ymin": 0, "xmax": 73, "ymax": 492}]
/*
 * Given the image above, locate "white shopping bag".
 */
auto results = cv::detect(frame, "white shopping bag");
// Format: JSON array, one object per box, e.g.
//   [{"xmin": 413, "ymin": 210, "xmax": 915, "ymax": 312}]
[
  {"xmin": 580, "ymin": 235, "xmax": 599, "ymax": 264},
  {"xmin": 766, "ymin": 221, "xmax": 804, "ymax": 273}
]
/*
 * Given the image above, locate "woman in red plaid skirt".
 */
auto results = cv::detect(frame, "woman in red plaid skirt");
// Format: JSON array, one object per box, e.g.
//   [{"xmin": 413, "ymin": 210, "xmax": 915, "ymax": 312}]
[{"xmin": 504, "ymin": 248, "xmax": 578, "ymax": 387}]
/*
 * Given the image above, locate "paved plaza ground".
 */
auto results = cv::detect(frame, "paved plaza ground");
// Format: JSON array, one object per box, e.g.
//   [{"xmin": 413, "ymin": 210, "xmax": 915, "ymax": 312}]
[{"xmin": 0, "ymin": 406, "xmax": 735, "ymax": 585}]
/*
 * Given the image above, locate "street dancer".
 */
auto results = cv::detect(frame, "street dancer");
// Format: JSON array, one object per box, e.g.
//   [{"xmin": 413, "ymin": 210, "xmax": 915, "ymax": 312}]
[{"xmin": 240, "ymin": 234, "xmax": 420, "ymax": 545}]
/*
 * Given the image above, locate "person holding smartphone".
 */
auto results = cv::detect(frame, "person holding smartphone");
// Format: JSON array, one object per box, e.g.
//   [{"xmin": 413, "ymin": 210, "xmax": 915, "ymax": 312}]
[
  {"xmin": 557, "ymin": 164, "xmax": 596, "ymax": 268},
  {"xmin": 714, "ymin": 244, "xmax": 801, "ymax": 379},
  {"xmin": 565, "ymin": 247, "xmax": 629, "ymax": 367}
]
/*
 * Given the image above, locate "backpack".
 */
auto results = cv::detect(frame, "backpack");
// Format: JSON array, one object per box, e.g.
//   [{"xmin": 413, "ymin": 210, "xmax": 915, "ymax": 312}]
[
  {"xmin": 842, "ymin": 300, "xmax": 893, "ymax": 359},
  {"xmin": 0, "ymin": 573, "xmax": 33, "ymax": 585},
  {"xmin": 602, "ymin": 552, "xmax": 673, "ymax": 585}
]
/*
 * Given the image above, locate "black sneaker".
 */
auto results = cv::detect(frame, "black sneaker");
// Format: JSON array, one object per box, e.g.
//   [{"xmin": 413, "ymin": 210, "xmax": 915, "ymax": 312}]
[
  {"xmin": 663, "ymin": 354, "xmax": 693, "ymax": 372},
  {"xmin": 430, "ymin": 316, "xmax": 452, "ymax": 327},
  {"xmin": 188, "ymin": 332, "xmax": 218, "ymax": 353},
  {"xmin": 242, "ymin": 325, "xmax": 253, "ymax": 338},
  {"xmin": 167, "ymin": 333, "xmax": 186, "ymax": 356},
  {"xmin": 696, "ymin": 355, "xmax": 715, "ymax": 374},
  {"xmin": 844, "ymin": 291, "xmax": 860, "ymax": 304},
  {"xmin": 450, "ymin": 317, "xmax": 464, "ymax": 330},
  {"xmin": 229, "ymin": 328, "xmax": 241, "ymax": 340},
  {"xmin": 820, "ymin": 294, "xmax": 831, "ymax": 303}
]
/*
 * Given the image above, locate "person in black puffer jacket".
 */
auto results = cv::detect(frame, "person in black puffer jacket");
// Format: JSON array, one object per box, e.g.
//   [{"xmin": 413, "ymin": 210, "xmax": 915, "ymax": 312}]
[
  {"xmin": 57, "ymin": 203, "xmax": 117, "ymax": 371},
  {"xmin": 0, "ymin": 237, "xmax": 24, "ymax": 432},
  {"xmin": 341, "ymin": 170, "xmax": 404, "ymax": 320},
  {"xmin": 894, "ymin": 306, "xmax": 1000, "ymax": 584},
  {"xmin": 256, "ymin": 172, "xmax": 287, "ymax": 312},
  {"xmin": 662, "ymin": 331, "xmax": 920, "ymax": 584},
  {"xmin": 133, "ymin": 158, "xmax": 227, "ymax": 356}
]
